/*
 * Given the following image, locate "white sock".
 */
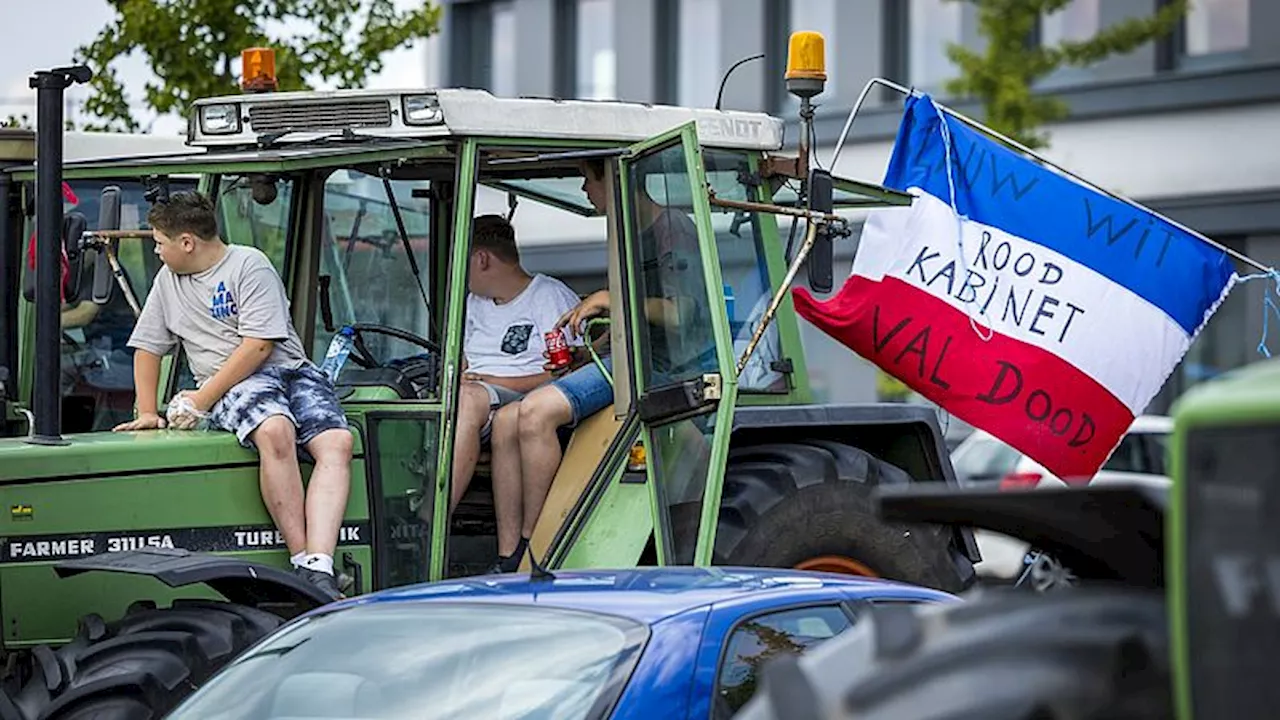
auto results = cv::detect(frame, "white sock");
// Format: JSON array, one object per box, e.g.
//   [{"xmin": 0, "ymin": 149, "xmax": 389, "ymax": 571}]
[
  {"xmin": 290, "ymin": 551, "xmax": 307, "ymax": 568},
  {"xmin": 301, "ymin": 553, "xmax": 334, "ymax": 576}
]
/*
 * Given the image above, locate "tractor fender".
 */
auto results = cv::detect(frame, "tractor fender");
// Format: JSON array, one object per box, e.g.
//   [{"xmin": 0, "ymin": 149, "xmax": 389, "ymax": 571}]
[
  {"xmin": 54, "ymin": 547, "xmax": 335, "ymax": 611},
  {"xmin": 729, "ymin": 404, "xmax": 980, "ymax": 563},
  {"xmin": 874, "ymin": 482, "xmax": 1166, "ymax": 588}
]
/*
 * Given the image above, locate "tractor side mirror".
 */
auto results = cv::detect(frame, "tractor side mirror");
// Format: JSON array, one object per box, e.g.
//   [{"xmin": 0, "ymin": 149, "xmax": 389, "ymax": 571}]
[
  {"xmin": 91, "ymin": 185, "xmax": 121, "ymax": 305},
  {"xmin": 61, "ymin": 212, "xmax": 88, "ymax": 302},
  {"xmin": 806, "ymin": 168, "xmax": 834, "ymax": 294}
]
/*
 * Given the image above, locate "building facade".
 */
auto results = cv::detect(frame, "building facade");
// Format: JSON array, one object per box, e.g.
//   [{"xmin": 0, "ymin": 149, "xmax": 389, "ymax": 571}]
[{"xmin": 431, "ymin": 0, "xmax": 1280, "ymax": 413}]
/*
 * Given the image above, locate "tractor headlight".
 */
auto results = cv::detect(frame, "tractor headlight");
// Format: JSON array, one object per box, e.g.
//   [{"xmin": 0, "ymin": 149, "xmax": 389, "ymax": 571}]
[
  {"xmin": 199, "ymin": 104, "xmax": 242, "ymax": 135},
  {"xmin": 402, "ymin": 95, "xmax": 443, "ymax": 126}
]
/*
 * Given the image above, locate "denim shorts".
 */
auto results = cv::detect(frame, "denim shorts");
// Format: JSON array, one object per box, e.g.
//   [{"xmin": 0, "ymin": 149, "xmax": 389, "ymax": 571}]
[
  {"xmin": 208, "ymin": 364, "xmax": 349, "ymax": 449},
  {"xmin": 551, "ymin": 355, "xmax": 614, "ymax": 426}
]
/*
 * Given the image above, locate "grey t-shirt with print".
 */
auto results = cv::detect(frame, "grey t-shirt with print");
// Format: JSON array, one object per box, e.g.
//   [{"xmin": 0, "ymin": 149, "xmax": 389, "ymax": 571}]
[{"xmin": 128, "ymin": 244, "xmax": 310, "ymax": 387}]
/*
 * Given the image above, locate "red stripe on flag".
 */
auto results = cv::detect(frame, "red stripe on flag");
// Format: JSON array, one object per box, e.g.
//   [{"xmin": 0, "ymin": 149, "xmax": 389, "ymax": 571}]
[{"xmin": 794, "ymin": 275, "xmax": 1134, "ymax": 482}]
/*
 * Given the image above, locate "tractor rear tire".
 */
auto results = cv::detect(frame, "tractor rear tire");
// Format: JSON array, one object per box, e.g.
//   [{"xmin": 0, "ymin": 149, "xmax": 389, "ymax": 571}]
[
  {"xmin": 3, "ymin": 598, "xmax": 283, "ymax": 720},
  {"xmin": 756, "ymin": 586, "xmax": 1171, "ymax": 720},
  {"xmin": 674, "ymin": 440, "xmax": 974, "ymax": 593}
]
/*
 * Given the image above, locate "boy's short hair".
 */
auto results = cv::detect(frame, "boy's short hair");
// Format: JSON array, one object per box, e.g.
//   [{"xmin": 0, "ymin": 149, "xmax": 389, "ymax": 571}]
[
  {"xmin": 582, "ymin": 159, "xmax": 606, "ymax": 180},
  {"xmin": 472, "ymin": 214, "xmax": 520, "ymax": 264},
  {"xmin": 147, "ymin": 191, "xmax": 219, "ymax": 241}
]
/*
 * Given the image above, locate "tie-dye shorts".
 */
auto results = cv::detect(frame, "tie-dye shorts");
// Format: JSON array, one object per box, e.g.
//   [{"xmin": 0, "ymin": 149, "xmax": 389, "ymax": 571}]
[{"xmin": 208, "ymin": 364, "xmax": 349, "ymax": 449}]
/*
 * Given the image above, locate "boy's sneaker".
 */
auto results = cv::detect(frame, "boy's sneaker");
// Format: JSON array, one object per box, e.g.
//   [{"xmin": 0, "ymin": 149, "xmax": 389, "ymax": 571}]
[{"xmin": 294, "ymin": 566, "xmax": 343, "ymax": 602}]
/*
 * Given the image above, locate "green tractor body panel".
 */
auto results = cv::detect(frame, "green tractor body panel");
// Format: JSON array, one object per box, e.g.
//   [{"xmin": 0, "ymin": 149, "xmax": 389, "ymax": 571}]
[
  {"xmin": 1168, "ymin": 358, "xmax": 1280, "ymax": 720},
  {"xmin": 0, "ymin": 87, "xmax": 977, "ymax": 655},
  {"xmin": 0, "ymin": 430, "xmax": 374, "ymax": 645}
]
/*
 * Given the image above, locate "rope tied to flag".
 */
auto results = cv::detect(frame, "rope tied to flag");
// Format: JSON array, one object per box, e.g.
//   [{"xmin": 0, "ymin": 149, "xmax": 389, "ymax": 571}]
[
  {"xmin": 1237, "ymin": 268, "xmax": 1280, "ymax": 358},
  {"xmin": 929, "ymin": 95, "xmax": 994, "ymax": 342}
]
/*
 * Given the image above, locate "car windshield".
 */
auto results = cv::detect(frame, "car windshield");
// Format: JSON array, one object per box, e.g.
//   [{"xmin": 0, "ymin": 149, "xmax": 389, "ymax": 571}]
[
  {"xmin": 167, "ymin": 603, "xmax": 648, "ymax": 720},
  {"xmin": 951, "ymin": 436, "xmax": 1021, "ymax": 483}
]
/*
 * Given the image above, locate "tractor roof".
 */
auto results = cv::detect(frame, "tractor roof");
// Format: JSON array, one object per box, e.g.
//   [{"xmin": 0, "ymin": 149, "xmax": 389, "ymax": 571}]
[{"xmin": 188, "ymin": 87, "xmax": 786, "ymax": 151}]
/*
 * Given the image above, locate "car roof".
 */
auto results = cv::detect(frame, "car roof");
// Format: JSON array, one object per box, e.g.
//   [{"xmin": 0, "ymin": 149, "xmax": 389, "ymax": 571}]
[
  {"xmin": 961, "ymin": 414, "xmax": 1172, "ymax": 446},
  {"xmin": 330, "ymin": 567, "xmax": 949, "ymax": 625}
]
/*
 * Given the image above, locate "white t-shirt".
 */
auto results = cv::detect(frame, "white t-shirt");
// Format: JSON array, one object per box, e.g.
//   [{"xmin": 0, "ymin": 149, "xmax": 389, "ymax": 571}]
[{"xmin": 464, "ymin": 273, "xmax": 582, "ymax": 377}]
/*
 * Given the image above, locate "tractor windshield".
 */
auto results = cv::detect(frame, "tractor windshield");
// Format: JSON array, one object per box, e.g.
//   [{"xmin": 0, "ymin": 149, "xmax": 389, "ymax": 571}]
[
  {"xmin": 312, "ymin": 169, "xmax": 434, "ymax": 364},
  {"xmin": 167, "ymin": 602, "xmax": 647, "ymax": 720}
]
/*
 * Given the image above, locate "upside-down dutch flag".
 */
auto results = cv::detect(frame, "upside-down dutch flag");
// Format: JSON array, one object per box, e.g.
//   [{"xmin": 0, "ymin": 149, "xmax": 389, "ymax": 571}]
[{"xmin": 793, "ymin": 93, "xmax": 1237, "ymax": 482}]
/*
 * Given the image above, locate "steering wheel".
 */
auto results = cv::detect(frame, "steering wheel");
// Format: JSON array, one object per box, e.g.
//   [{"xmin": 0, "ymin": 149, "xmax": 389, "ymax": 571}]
[{"xmin": 345, "ymin": 323, "xmax": 441, "ymax": 369}]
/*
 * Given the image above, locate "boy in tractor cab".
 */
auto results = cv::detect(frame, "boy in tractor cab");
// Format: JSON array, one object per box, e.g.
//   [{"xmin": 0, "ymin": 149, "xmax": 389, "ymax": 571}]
[
  {"xmin": 112, "ymin": 191, "xmax": 354, "ymax": 601},
  {"xmin": 486, "ymin": 159, "xmax": 705, "ymax": 572},
  {"xmin": 450, "ymin": 215, "xmax": 582, "ymax": 512}
]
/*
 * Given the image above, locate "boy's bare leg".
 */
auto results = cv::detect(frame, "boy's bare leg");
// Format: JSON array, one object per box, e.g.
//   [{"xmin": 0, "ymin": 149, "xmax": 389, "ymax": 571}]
[
  {"xmin": 516, "ymin": 386, "xmax": 575, "ymax": 540},
  {"xmin": 302, "ymin": 427, "xmax": 354, "ymax": 557},
  {"xmin": 489, "ymin": 403, "xmax": 524, "ymax": 557},
  {"xmin": 450, "ymin": 383, "xmax": 493, "ymax": 511},
  {"xmin": 251, "ymin": 416, "xmax": 308, "ymax": 556}
]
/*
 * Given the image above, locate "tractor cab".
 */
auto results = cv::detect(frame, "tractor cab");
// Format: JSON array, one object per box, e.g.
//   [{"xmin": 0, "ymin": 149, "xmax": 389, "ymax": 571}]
[{"xmin": 0, "ymin": 41, "xmax": 977, "ymax": 662}]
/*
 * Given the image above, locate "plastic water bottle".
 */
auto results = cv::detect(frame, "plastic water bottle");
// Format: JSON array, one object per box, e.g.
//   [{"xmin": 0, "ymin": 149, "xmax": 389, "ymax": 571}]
[
  {"xmin": 723, "ymin": 283, "xmax": 735, "ymax": 323},
  {"xmin": 319, "ymin": 326, "xmax": 355, "ymax": 382}
]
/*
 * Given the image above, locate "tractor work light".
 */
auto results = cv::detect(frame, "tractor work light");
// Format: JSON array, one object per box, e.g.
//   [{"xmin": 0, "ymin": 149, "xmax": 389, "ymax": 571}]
[
  {"xmin": 402, "ymin": 94, "xmax": 444, "ymax": 125},
  {"xmin": 199, "ymin": 103, "xmax": 242, "ymax": 135},
  {"xmin": 241, "ymin": 47, "xmax": 278, "ymax": 92},
  {"xmin": 786, "ymin": 30, "xmax": 827, "ymax": 99}
]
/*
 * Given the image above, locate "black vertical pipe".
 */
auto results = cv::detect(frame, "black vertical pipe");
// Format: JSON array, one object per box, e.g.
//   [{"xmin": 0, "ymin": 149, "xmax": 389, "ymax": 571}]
[
  {"xmin": 26, "ymin": 66, "xmax": 90, "ymax": 444},
  {"xmin": 0, "ymin": 172, "xmax": 16, "ymax": 398},
  {"xmin": 28, "ymin": 71, "xmax": 66, "ymax": 444}
]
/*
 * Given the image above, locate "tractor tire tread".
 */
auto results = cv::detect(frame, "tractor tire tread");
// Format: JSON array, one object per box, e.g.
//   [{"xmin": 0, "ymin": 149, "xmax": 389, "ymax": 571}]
[
  {"xmin": 9, "ymin": 600, "xmax": 281, "ymax": 720},
  {"xmin": 834, "ymin": 587, "xmax": 1171, "ymax": 720}
]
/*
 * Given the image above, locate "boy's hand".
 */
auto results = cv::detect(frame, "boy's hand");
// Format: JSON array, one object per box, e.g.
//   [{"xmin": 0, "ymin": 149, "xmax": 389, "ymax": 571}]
[
  {"xmin": 113, "ymin": 412, "xmax": 167, "ymax": 432},
  {"xmin": 556, "ymin": 290, "xmax": 609, "ymax": 339},
  {"xmin": 166, "ymin": 391, "xmax": 211, "ymax": 430},
  {"xmin": 543, "ymin": 347, "xmax": 587, "ymax": 377}
]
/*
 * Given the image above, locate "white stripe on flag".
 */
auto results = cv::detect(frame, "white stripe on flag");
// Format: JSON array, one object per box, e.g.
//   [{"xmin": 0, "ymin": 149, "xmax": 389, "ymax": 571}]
[{"xmin": 853, "ymin": 190, "xmax": 1190, "ymax": 414}]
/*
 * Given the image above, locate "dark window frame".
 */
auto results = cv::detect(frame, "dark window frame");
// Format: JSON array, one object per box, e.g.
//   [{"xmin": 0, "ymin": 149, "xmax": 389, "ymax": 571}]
[{"xmin": 709, "ymin": 601, "xmax": 859, "ymax": 718}]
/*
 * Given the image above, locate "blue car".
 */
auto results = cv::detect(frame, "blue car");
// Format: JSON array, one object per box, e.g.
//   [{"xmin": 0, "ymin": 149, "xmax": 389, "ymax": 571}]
[{"xmin": 166, "ymin": 567, "xmax": 958, "ymax": 720}]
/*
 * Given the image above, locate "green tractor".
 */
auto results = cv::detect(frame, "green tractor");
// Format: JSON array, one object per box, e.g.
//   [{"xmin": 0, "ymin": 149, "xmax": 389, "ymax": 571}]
[
  {"xmin": 0, "ymin": 50, "xmax": 979, "ymax": 718},
  {"xmin": 736, "ymin": 358, "xmax": 1280, "ymax": 720}
]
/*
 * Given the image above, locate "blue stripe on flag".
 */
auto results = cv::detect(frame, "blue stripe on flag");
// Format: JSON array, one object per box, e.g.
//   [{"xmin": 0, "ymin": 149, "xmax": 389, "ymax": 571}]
[{"xmin": 883, "ymin": 94, "xmax": 1235, "ymax": 335}]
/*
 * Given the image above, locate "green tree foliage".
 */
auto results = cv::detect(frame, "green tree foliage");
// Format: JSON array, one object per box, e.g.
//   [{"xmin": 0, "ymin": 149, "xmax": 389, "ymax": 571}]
[
  {"xmin": 76, "ymin": 0, "xmax": 442, "ymax": 132},
  {"xmin": 944, "ymin": 0, "xmax": 1188, "ymax": 149}
]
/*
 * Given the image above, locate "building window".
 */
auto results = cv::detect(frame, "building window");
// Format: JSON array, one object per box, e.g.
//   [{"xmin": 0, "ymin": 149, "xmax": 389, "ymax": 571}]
[
  {"xmin": 1184, "ymin": 0, "xmax": 1249, "ymax": 56},
  {"xmin": 783, "ymin": 0, "xmax": 838, "ymax": 109},
  {"xmin": 908, "ymin": 0, "xmax": 962, "ymax": 91},
  {"xmin": 1041, "ymin": 0, "xmax": 1099, "ymax": 45},
  {"xmin": 449, "ymin": 0, "xmax": 517, "ymax": 94},
  {"xmin": 576, "ymin": 0, "xmax": 616, "ymax": 99},
  {"xmin": 677, "ymin": 0, "xmax": 721, "ymax": 107},
  {"xmin": 490, "ymin": 1, "xmax": 517, "ymax": 96}
]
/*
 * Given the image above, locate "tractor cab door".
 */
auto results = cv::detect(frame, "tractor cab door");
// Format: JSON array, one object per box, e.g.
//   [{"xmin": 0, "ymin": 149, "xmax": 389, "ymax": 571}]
[{"xmin": 619, "ymin": 123, "xmax": 739, "ymax": 566}]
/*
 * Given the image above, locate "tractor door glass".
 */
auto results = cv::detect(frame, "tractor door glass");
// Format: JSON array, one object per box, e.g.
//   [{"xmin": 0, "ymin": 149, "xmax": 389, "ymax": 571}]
[
  {"xmin": 626, "ymin": 140, "xmax": 719, "ymax": 389},
  {"xmin": 313, "ymin": 170, "xmax": 434, "ymax": 376},
  {"xmin": 703, "ymin": 149, "xmax": 786, "ymax": 393},
  {"xmin": 713, "ymin": 605, "xmax": 853, "ymax": 717},
  {"xmin": 650, "ymin": 411, "xmax": 717, "ymax": 565},
  {"xmin": 367, "ymin": 413, "xmax": 440, "ymax": 588},
  {"xmin": 42, "ymin": 178, "xmax": 196, "ymax": 432},
  {"xmin": 216, "ymin": 175, "xmax": 293, "ymax": 271}
]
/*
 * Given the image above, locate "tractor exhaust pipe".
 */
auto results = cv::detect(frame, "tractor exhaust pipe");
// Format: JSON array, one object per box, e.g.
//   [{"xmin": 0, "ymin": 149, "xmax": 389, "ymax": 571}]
[{"xmin": 26, "ymin": 64, "xmax": 91, "ymax": 445}]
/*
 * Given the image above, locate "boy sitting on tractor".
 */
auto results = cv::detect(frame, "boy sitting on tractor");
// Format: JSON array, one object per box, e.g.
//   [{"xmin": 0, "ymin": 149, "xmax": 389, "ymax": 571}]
[
  {"xmin": 451, "ymin": 215, "xmax": 582, "ymax": 520},
  {"xmin": 486, "ymin": 159, "xmax": 705, "ymax": 572},
  {"xmin": 113, "ymin": 191, "xmax": 354, "ymax": 601}
]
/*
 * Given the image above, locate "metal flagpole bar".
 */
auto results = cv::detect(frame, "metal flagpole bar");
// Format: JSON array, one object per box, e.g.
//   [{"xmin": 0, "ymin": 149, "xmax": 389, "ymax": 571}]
[{"xmin": 829, "ymin": 77, "xmax": 1272, "ymax": 275}]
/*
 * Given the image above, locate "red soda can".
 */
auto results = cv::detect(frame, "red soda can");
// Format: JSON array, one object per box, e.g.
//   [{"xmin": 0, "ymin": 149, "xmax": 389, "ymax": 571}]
[{"xmin": 545, "ymin": 329, "xmax": 573, "ymax": 369}]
